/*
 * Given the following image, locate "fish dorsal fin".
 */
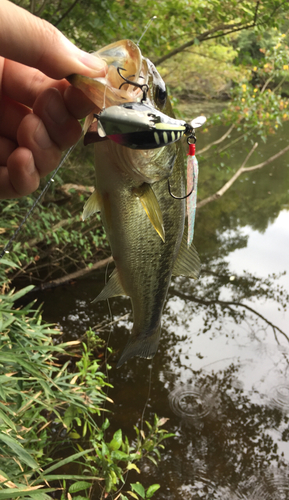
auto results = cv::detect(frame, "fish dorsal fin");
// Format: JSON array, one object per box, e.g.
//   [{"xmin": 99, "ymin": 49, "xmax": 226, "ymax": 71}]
[
  {"xmin": 92, "ymin": 269, "xmax": 126, "ymax": 303},
  {"xmin": 82, "ymin": 190, "xmax": 102, "ymax": 221},
  {"xmin": 173, "ymin": 226, "xmax": 201, "ymax": 279},
  {"xmin": 133, "ymin": 183, "xmax": 165, "ymax": 242}
]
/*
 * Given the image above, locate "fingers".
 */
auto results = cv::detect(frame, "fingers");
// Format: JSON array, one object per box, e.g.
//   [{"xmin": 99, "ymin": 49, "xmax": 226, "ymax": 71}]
[
  {"xmin": 2, "ymin": 60, "xmax": 97, "ymax": 119},
  {"xmin": 1, "ymin": 147, "xmax": 40, "ymax": 198},
  {"xmin": 32, "ymin": 87, "xmax": 82, "ymax": 151},
  {"xmin": 0, "ymin": 95, "xmax": 31, "ymax": 142},
  {"xmin": 0, "ymin": 88, "xmax": 83, "ymax": 199},
  {"xmin": 0, "ymin": 0, "xmax": 107, "ymax": 80},
  {"xmin": 2, "ymin": 59, "xmax": 69, "ymax": 108}
]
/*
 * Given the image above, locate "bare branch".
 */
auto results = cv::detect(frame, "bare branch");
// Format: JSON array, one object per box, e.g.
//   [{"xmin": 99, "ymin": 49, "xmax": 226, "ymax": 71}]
[
  {"xmin": 54, "ymin": 0, "xmax": 79, "ymax": 27},
  {"xmin": 35, "ymin": 0, "xmax": 51, "ymax": 17},
  {"xmin": 244, "ymin": 143, "xmax": 289, "ymax": 172},
  {"xmin": 198, "ymin": 124, "xmax": 235, "ymax": 155},
  {"xmin": 154, "ymin": 23, "xmax": 243, "ymax": 66},
  {"xmin": 198, "ymin": 142, "xmax": 258, "ymax": 208},
  {"xmin": 197, "ymin": 142, "xmax": 289, "ymax": 208},
  {"xmin": 154, "ymin": 1, "xmax": 260, "ymax": 66},
  {"xmin": 30, "ymin": 0, "xmax": 36, "ymax": 14},
  {"xmin": 31, "ymin": 256, "xmax": 113, "ymax": 292}
]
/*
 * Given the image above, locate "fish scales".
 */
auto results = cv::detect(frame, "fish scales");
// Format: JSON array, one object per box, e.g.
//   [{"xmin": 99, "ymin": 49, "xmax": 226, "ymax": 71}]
[{"xmin": 69, "ymin": 40, "xmax": 200, "ymax": 367}]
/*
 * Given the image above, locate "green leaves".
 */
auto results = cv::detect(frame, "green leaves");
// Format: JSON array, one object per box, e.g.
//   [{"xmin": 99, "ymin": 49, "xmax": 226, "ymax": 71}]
[
  {"xmin": 0, "ymin": 432, "xmax": 38, "ymax": 469},
  {"xmin": 68, "ymin": 481, "xmax": 92, "ymax": 494},
  {"xmin": 109, "ymin": 429, "xmax": 123, "ymax": 451},
  {"xmin": 146, "ymin": 484, "xmax": 161, "ymax": 498},
  {"xmin": 131, "ymin": 482, "xmax": 146, "ymax": 499},
  {"xmin": 130, "ymin": 482, "xmax": 160, "ymax": 499}
]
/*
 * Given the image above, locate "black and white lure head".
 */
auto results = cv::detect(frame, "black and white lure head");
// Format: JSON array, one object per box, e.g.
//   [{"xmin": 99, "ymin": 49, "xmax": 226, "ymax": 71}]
[
  {"xmin": 94, "ymin": 102, "xmax": 191, "ymax": 149},
  {"xmin": 83, "ymin": 63, "xmax": 206, "ymax": 150},
  {"xmin": 86, "ymin": 101, "xmax": 206, "ymax": 150}
]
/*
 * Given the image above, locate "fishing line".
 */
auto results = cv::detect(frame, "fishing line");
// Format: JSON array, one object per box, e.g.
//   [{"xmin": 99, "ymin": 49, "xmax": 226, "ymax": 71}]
[
  {"xmin": 137, "ymin": 16, "xmax": 157, "ymax": 46},
  {"xmin": 0, "ymin": 138, "xmax": 81, "ymax": 259},
  {"xmin": 100, "ymin": 261, "xmax": 114, "ymax": 425},
  {"xmin": 104, "ymin": 262, "xmax": 113, "ymax": 376},
  {"xmin": 140, "ymin": 362, "xmax": 153, "ymax": 433}
]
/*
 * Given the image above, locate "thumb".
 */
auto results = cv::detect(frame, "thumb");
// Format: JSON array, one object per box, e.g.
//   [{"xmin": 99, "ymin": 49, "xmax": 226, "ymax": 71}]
[{"xmin": 0, "ymin": 0, "xmax": 107, "ymax": 79}]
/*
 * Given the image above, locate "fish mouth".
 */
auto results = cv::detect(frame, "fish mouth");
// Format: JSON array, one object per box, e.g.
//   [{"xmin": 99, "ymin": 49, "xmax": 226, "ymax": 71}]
[
  {"xmin": 68, "ymin": 40, "xmax": 176, "ymax": 183},
  {"xmin": 67, "ymin": 39, "xmax": 149, "ymax": 112}
]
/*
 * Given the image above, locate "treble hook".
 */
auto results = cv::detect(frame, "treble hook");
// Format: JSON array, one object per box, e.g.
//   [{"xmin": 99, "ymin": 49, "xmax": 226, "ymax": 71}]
[
  {"xmin": 168, "ymin": 134, "xmax": 196, "ymax": 200},
  {"xmin": 117, "ymin": 67, "xmax": 149, "ymax": 101}
]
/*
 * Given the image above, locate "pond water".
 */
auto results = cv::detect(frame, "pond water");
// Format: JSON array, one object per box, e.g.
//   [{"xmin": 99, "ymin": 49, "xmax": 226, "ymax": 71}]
[{"xmin": 38, "ymin": 116, "xmax": 289, "ymax": 499}]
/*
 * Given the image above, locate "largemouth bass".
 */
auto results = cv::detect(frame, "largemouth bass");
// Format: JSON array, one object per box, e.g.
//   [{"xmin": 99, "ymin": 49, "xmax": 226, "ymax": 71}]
[{"xmin": 68, "ymin": 40, "xmax": 201, "ymax": 367}]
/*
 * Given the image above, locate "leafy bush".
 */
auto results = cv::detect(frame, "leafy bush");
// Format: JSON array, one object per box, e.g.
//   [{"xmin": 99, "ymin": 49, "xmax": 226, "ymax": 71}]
[{"xmin": 0, "ymin": 259, "xmax": 172, "ymax": 499}]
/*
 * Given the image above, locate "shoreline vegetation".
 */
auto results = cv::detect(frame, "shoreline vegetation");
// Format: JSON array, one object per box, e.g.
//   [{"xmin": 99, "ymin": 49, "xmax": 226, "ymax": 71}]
[{"xmin": 1, "ymin": 1, "xmax": 289, "ymax": 498}]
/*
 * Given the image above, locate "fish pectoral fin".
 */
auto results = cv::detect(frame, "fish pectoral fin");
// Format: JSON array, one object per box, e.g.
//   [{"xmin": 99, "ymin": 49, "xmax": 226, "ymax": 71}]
[
  {"xmin": 173, "ymin": 226, "xmax": 201, "ymax": 279},
  {"xmin": 133, "ymin": 183, "xmax": 165, "ymax": 242},
  {"xmin": 117, "ymin": 324, "xmax": 161, "ymax": 368},
  {"xmin": 92, "ymin": 269, "xmax": 126, "ymax": 303},
  {"xmin": 82, "ymin": 190, "xmax": 102, "ymax": 221}
]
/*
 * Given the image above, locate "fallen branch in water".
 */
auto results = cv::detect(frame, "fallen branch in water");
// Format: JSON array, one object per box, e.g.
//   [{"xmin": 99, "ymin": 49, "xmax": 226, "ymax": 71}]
[
  {"xmin": 197, "ymin": 142, "xmax": 289, "ymax": 209},
  {"xmin": 31, "ymin": 256, "xmax": 113, "ymax": 292}
]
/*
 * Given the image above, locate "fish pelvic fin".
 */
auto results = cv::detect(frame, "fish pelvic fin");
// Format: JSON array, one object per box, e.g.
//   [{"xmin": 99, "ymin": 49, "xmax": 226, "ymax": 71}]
[
  {"xmin": 92, "ymin": 269, "xmax": 126, "ymax": 303},
  {"xmin": 116, "ymin": 323, "xmax": 161, "ymax": 368},
  {"xmin": 133, "ymin": 183, "xmax": 165, "ymax": 242},
  {"xmin": 82, "ymin": 190, "xmax": 102, "ymax": 220},
  {"xmin": 173, "ymin": 226, "xmax": 201, "ymax": 279}
]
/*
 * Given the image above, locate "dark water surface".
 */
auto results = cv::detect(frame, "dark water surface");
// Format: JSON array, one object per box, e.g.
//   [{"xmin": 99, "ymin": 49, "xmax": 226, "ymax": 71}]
[{"xmin": 39, "ymin": 119, "xmax": 289, "ymax": 499}]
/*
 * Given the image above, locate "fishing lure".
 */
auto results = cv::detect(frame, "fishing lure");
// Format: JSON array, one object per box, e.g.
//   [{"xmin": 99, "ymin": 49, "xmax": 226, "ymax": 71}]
[
  {"xmin": 86, "ymin": 101, "xmax": 198, "ymax": 150},
  {"xmin": 85, "ymin": 67, "xmax": 204, "ymax": 151},
  {"xmin": 167, "ymin": 115, "xmax": 206, "ymax": 245},
  {"xmin": 187, "ymin": 141, "xmax": 199, "ymax": 247}
]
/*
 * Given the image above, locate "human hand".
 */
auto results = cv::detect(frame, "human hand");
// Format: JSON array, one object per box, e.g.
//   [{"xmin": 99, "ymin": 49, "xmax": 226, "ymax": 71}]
[{"xmin": 0, "ymin": 0, "xmax": 107, "ymax": 199}]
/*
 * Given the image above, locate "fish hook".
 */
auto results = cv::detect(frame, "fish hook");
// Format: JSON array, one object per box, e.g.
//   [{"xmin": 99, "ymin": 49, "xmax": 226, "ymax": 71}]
[
  {"xmin": 168, "ymin": 134, "xmax": 196, "ymax": 200},
  {"xmin": 117, "ymin": 67, "xmax": 149, "ymax": 101}
]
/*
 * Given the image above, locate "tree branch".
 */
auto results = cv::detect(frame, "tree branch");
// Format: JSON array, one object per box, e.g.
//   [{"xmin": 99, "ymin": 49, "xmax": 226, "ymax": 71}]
[
  {"xmin": 154, "ymin": 23, "xmax": 242, "ymax": 65},
  {"xmin": 35, "ymin": 0, "xmax": 51, "ymax": 17},
  {"xmin": 154, "ymin": 2, "xmax": 260, "ymax": 66},
  {"xmin": 197, "ymin": 142, "xmax": 258, "ymax": 208},
  {"xmin": 54, "ymin": 0, "xmax": 79, "ymax": 27},
  {"xmin": 197, "ymin": 142, "xmax": 289, "ymax": 209},
  {"xmin": 31, "ymin": 256, "xmax": 113, "ymax": 292},
  {"xmin": 198, "ymin": 124, "xmax": 235, "ymax": 155}
]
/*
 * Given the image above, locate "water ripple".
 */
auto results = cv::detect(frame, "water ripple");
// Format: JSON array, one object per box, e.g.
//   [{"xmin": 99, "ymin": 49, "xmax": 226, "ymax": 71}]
[
  {"xmin": 168, "ymin": 380, "xmax": 220, "ymax": 422},
  {"xmin": 268, "ymin": 383, "xmax": 289, "ymax": 412}
]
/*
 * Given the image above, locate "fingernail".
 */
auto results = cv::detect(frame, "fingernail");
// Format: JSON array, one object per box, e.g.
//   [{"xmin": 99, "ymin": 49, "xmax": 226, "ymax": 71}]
[
  {"xmin": 79, "ymin": 51, "xmax": 107, "ymax": 77},
  {"xmin": 34, "ymin": 120, "xmax": 53, "ymax": 150}
]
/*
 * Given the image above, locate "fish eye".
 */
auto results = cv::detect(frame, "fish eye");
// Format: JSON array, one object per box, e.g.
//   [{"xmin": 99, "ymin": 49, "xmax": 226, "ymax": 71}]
[{"xmin": 155, "ymin": 85, "xmax": 167, "ymax": 107}]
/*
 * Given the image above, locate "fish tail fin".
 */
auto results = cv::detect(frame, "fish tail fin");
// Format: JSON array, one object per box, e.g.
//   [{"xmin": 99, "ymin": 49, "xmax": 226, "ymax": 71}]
[{"xmin": 116, "ymin": 324, "xmax": 161, "ymax": 368}]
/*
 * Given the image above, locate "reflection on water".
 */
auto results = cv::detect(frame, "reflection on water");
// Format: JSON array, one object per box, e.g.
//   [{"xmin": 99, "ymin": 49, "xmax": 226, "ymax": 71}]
[{"xmin": 37, "ymin": 126, "xmax": 289, "ymax": 498}]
